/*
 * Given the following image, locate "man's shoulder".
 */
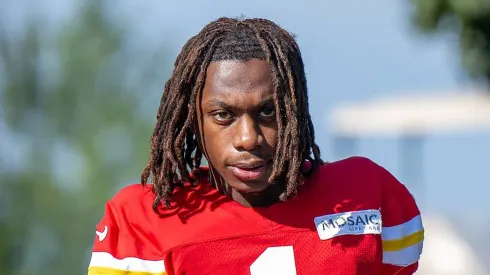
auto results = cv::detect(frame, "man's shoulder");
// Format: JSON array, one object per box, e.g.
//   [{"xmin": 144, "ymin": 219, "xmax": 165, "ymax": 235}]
[
  {"xmin": 314, "ymin": 156, "xmax": 383, "ymax": 185},
  {"xmin": 324, "ymin": 155, "xmax": 380, "ymax": 171},
  {"xmin": 106, "ymin": 181, "xmax": 222, "ymax": 224},
  {"xmin": 109, "ymin": 183, "xmax": 155, "ymax": 209},
  {"xmin": 299, "ymin": 156, "xmax": 387, "ymax": 210}
]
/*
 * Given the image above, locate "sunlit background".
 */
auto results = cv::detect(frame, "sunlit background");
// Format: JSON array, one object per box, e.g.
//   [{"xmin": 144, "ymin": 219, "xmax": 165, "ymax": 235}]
[{"xmin": 1, "ymin": 0, "xmax": 489, "ymax": 274}]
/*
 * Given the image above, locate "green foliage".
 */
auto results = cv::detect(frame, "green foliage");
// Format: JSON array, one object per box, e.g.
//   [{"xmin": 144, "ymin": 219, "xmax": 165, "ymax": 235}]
[
  {"xmin": 410, "ymin": 0, "xmax": 490, "ymax": 82},
  {"xmin": 0, "ymin": 1, "xmax": 168, "ymax": 274}
]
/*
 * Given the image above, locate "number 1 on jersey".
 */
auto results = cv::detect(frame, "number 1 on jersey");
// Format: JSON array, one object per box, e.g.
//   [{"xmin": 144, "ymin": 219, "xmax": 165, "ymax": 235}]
[{"xmin": 250, "ymin": 246, "xmax": 297, "ymax": 275}]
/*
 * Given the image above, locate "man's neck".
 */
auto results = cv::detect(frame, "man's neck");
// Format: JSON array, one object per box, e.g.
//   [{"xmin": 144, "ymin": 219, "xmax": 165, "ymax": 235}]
[{"xmin": 227, "ymin": 183, "xmax": 285, "ymax": 208}]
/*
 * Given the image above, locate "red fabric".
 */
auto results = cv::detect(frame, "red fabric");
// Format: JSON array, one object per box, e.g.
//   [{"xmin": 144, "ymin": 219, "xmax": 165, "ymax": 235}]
[
  {"xmin": 89, "ymin": 156, "xmax": 422, "ymax": 275},
  {"xmin": 381, "ymin": 263, "xmax": 418, "ymax": 275}
]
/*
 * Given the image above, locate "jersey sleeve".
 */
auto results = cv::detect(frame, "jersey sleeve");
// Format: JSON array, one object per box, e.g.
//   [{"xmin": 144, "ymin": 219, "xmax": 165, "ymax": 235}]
[
  {"xmin": 378, "ymin": 165, "xmax": 424, "ymax": 275},
  {"xmin": 87, "ymin": 199, "xmax": 167, "ymax": 275}
]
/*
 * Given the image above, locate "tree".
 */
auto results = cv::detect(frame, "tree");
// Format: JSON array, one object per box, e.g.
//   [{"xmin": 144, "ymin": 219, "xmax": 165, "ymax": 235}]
[
  {"xmin": 409, "ymin": 0, "xmax": 490, "ymax": 84},
  {"xmin": 0, "ymin": 1, "xmax": 169, "ymax": 274}
]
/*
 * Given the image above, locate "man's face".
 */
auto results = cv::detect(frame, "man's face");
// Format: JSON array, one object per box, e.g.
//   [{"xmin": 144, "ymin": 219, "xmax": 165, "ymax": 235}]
[{"xmin": 197, "ymin": 59, "xmax": 278, "ymax": 194}]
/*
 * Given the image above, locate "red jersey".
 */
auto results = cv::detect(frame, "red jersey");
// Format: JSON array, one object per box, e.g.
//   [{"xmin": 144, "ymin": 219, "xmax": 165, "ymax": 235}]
[{"xmin": 87, "ymin": 157, "xmax": 424, "ymax": 275}]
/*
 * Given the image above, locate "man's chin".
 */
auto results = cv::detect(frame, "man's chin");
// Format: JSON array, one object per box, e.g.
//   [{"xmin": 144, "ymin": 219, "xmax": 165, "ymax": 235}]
[{"xmin": 229, "ymin": 180, "xmax": 271, "ymax": 194}]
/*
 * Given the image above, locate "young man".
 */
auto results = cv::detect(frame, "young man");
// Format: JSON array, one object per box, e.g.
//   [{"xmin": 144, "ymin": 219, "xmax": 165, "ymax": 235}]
[{"xmin": 87, "ymin": 17, "xmax": 424, "ymax": 275}]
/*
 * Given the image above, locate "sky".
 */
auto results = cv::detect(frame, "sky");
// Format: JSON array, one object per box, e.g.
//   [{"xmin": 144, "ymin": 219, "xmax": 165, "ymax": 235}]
[{"xmin": 3, "ymin": 0, "xmax": 490, "ymax": 251}]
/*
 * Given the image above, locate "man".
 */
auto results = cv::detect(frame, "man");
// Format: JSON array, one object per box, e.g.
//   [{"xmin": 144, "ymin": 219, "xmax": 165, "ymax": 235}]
[{"xmin": 87, "ymin": 17, "xmax": 424, "ymax": 275}]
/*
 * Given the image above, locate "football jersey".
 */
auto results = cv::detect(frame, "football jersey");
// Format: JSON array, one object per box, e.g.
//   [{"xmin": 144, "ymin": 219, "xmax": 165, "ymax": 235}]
[{"xmin": 87, "ymin": 157, "xmax": 424, "ymax": 275}]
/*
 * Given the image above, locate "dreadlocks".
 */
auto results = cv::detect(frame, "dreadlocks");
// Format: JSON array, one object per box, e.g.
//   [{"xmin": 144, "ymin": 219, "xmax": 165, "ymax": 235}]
[{"xmin": 141, "ymin": 17, "xmax": 323, "ymax": 212}]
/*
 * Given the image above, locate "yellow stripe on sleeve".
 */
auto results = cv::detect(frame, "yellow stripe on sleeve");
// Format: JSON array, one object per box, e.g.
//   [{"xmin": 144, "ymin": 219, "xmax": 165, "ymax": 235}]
[
  {"xmin": 88, "ymin": 252, "xmax": 166, "ymax": 275},
  {"xmin": 88, "ymin": 266, "xmax": 166, "ymax": 275},
  {"xmin": 381, "ymin": 215, "xmax": 424, "ymax": 265},
  {"xmin": 382, "ymin": 229, "xmax": 424, "ymax": 252}
]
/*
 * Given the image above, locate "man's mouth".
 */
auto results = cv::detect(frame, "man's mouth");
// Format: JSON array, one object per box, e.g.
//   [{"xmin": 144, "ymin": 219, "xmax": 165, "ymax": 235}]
[{"xmin": 229, "ymin": 160, "xmax": 270, "ymax": 181}]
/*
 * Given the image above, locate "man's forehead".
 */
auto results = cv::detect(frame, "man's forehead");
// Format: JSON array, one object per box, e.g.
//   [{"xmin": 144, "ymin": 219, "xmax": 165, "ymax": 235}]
[{"xmin": 205, "ymin": 59, "xmax": 272, "ymax": 89}]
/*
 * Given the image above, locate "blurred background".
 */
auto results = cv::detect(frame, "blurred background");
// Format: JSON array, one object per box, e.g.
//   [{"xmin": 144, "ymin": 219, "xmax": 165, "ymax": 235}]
[{"xmin": 1, "ymin": 0, "xmax": 489, "ymax": 274}]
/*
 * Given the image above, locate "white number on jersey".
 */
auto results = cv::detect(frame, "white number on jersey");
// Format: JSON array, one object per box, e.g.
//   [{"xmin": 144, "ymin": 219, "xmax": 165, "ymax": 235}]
[{"xmin": 250, "ymin": 246, "xmax": 297, "ymax": 275}]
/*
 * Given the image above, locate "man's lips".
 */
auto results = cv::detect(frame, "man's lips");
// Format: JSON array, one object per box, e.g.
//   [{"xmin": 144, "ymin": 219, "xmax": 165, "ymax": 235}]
[{"xmin": 229, "ymin": 160, "xmax": 270, "ymax": 181}]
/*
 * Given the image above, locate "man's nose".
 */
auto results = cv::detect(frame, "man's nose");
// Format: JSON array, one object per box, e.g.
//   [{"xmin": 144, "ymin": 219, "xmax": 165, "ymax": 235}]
[{"xmin": 232, "ymin": 115, "xmax": 263, "ymax": 152}]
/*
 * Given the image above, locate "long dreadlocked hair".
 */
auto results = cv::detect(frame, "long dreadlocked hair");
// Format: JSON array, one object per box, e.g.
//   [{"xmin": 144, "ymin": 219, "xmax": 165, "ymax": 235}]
[{"xmin": 141, "ymin": 17, "xmax": 323, "ymax": 212}]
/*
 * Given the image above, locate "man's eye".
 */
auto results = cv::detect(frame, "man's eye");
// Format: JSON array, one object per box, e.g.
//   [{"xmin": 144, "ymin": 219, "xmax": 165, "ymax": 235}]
[
  {"xmin": 213, "ymin": 111, "xmax": 233, "ymax": 121},
  {"xmin": 259, "ymin": 107, "xmax": 276, "ymax": 117}
]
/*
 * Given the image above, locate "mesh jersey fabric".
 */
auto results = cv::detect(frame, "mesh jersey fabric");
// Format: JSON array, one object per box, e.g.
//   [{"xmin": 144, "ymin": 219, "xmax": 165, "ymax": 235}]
[{"xmin": 88, "ymin": 156, "xmax": 423, "ymax": 275}]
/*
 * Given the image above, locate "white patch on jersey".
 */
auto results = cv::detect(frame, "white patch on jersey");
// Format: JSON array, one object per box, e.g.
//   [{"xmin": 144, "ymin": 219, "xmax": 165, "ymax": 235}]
[{"xmin": 314, "ymin": 209, "xmax": 382, "ymax": 240}]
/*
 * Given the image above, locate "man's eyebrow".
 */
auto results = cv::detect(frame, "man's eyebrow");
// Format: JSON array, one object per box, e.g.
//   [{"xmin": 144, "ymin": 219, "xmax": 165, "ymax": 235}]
[
  {"xmin": 204, "ymin": 95, "xmax": 274, "ymax": 109},
  {"xmin": 259, "ymin": 96, "xmax": 274, "ymax": 106},
  {"xmin": 205, "ymin": 99, "xmax": 233, "ymax": 109}
]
